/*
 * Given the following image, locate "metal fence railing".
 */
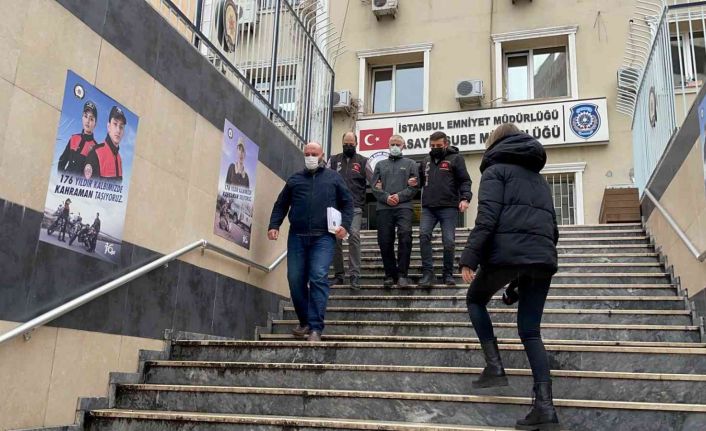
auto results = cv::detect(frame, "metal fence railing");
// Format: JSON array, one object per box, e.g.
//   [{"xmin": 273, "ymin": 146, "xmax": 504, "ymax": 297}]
[
  {"xmin": 615, "ymin": 1, "xmax": 706, "ymax": 193},
  {"xmin": 146, "ymin": 0, "xmax": 340, "ymax": 152}
]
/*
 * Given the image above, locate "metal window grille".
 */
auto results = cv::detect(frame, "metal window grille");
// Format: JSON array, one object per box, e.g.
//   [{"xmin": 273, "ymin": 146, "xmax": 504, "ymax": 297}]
[{"xmin": 543, "ymin": 172, "xmax": 576, "ymax": 225}]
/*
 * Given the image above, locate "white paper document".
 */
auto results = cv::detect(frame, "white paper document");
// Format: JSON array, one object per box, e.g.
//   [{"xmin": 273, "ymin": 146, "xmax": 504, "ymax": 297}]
[{"xmin": 327, "ymin": 207, "xmax": 348, "ymax": 239}]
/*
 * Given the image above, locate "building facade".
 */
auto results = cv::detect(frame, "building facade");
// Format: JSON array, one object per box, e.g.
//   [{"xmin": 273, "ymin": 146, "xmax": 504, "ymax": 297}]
[{"xmin": 329, "ymin": 0, "xmax": 636, "ymax": 228}]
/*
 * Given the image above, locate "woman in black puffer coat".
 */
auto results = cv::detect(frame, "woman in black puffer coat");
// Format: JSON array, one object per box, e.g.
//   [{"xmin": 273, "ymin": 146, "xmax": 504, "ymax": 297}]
[{"xmin": 460, "ymin": 123, "xmax": 560, "ymax": 431}]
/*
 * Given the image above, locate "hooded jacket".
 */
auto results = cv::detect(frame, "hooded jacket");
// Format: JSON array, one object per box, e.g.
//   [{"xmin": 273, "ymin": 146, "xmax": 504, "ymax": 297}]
[
  {"xmin": 418, "ymin": 146, "xmax": 473, "ymax": 208},
  {"xmin": 459, "ymin": 133, "xmax": 559, "ymax": 272}
]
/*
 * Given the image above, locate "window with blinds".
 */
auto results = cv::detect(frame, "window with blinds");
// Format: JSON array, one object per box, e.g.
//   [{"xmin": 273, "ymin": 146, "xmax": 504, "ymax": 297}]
[{"xmin": 543, "ymin": 172, "xmax": 576, "ymax": 225}]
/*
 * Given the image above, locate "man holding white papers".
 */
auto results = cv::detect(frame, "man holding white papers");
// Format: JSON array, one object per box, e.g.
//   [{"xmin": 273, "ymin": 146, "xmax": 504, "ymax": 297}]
[{"xmin": 268, "ymin": 142, "xmax": 354, "ymax": 342}]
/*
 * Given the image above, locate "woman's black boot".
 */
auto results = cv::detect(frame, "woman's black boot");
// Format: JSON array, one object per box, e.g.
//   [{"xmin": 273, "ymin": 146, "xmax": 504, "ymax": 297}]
[
  {"xmin": 516, "ymin": 381, "xmax": 560, "ymax": 430},
  {"xmin": 472, "ymin": 338, "xmax": 509, "ymax": 388}
]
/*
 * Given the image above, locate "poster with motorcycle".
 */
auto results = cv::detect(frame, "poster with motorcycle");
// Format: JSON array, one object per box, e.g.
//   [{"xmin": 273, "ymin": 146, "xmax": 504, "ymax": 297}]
[
  {"xmin": 214, "ymin": 119, "xmax": 258, "ymax": 249},
  {"xmin": 38, "ymin": 70, "xmax": 139, "ymax": 264}
]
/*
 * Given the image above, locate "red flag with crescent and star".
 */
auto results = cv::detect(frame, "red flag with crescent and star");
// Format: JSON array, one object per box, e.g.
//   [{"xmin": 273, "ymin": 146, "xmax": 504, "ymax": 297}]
[{"xmin": 359, "ymin": 127, "xmax": 394, "ymax": 151}]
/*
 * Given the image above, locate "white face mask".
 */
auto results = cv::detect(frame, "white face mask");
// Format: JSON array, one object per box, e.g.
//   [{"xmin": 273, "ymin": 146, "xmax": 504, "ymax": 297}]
[
  {"xmin": 305, "ymin": 155, "xmax": 320, "ymax": 170},
  {"xmin": 389, "ymin": 146, "xmax": 402, "ymax": 157}
]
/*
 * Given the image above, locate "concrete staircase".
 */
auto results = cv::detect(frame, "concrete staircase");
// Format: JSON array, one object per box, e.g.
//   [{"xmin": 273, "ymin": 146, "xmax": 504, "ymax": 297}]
[{"xmin": 30, "ymin": 223, "xmax": 706, "ymax": 430}]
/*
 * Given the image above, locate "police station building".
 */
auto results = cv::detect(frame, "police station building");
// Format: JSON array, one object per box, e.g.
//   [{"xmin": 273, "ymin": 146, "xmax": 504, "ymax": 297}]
[{"xmin": 329, "ymin": 0, "xmax": 635, "ymax": 229}]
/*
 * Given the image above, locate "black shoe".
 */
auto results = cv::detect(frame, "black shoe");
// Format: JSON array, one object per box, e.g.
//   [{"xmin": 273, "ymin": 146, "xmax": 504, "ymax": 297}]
[
  {"xmin": 331, "ymin": 276, "xmax": 345, "ymax": 285},
  {"xmin": 515, "ymin": 382, "xmax": 560, "ymax": 430},
  {"xmin": 419, "ymin": 271, "xmax": 434, "ymax": 287},
  {"xmin": 443, "ymin": 275, "xmax": 456, "ymax": 286},
  {"xmin": 472, "ymin": 338, "xmax": 509, "ymax": 389},
  {"xmin": 383, "ymin": 277, "xmax": 395, "ymax": 288},
  {"xmin": 307, "ymin": 331, "xmax": 322, "ymax": 342},
  {"xmin": 350, "ymin": 275, "xmax": 361, "ymax": 290},
  {"xmin": 291, "ymin": 325, "xmax": 310, "ymax": 338},
  {"xmin": 397, "ymin": 277, "xmax": 411, "ymax": 288}
]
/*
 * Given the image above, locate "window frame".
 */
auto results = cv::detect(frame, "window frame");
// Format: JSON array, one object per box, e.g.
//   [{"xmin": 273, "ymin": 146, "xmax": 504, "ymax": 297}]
[
  {"xmin": 492, "ymin": 25, "xmax": 578, "ymax": 107},
  {"xmin": 540, "ymin": 162, "xmax": 586, "ymax": 225},
  {"xmin": 503, "ymin": 46, "xmax": 569, "ymax": 102},
  {"xmin": 670, "ymin": 30, "xmax": 705, "ymax": 89},
  {"xmin": 356, "ymin": 43, "xmax": 433, "ymax": 117},
  {"xmin": 370, "ymin": 62, "xmax": 425, "ymax": 114}
]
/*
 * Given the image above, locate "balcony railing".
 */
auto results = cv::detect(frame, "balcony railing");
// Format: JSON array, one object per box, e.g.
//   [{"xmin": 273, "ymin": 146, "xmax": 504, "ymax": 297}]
[
  {"xmin": 146, "ymin": 0, "xmax": 341, "ymax": 151},
  {"xmin": 617, "ymin": 0, "xmax": 706, "ymax": 193}
]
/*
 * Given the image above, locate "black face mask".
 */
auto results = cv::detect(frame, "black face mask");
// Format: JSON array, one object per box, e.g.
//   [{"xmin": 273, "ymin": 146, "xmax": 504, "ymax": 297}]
[
  {"xmin": 343, "ymin": 145, "xmax": 356, "ymax": 157},
  {"xmin": 430, "ymin": 147, "xmax": 445, "ymax": 159}
]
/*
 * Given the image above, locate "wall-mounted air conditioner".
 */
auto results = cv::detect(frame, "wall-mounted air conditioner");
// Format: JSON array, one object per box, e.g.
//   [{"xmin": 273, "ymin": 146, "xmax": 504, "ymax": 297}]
[
  {"xmin": 617, "ymin": 66, "xmax": 640, "ymax": 93},
  {"xmin": 372, "ymin": 0, "xmax": 398, "ymax": 19},
  {"xmin": 333, "ymin": 90, "xmax": 352, "ymax": 111},
  {"xmin": 456, "ymin": 79, "xmax": 484, "ymax": 103},
  {"xmin": 236, "ymin": 0, "xmax": 259, "ymax": 29}
]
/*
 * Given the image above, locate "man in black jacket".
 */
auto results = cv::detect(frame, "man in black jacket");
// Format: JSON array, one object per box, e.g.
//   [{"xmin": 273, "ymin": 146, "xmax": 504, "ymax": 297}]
[
  {"xmin": 371, "ymin": 135, "xmax": 419, "ymax": 288},
  {"xmin": 268, "ymin": 142, "xmax": 354, "ymax": 342},
  {"xmin": 459, "ymin": 124, "xmax": 560, "ymax": 430},
  {"xmin": 327, "ymin": 131, "xmax": 369, "ymax": 289},
  {"xmin": 417, "ymin": 131, "xmax": 472, "ymax": 287}
]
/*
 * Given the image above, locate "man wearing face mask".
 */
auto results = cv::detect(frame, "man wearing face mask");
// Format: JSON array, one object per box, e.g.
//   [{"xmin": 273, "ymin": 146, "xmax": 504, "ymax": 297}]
[
  {"xmin": 326, "ymin": 132, "xmax": 369, "ymax": 289},
  {"xmin": 371, "ymin": 135, "xmax": 419, "ymax": 288},
  {"xmin": 268, "ymin": 142, "xmax": 354, "ymax": 342},
  {"xmin": 417, "ymin": 131, "xmax": 473, "ymax": 287}
]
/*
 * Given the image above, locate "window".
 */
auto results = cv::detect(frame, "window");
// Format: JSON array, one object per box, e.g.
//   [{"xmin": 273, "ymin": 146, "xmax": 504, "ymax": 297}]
[
  {"xmin": 504, "ymin": 46, "xmax": 568, "ymax": 102},
  {"xmin": 253, "ymin": 77, "xmax": 298, "ymax": 122},
  {"xmin": 544, "ymin": 172, "xmax": 576, "ymax": 225},
  {"xmin": 492, "ymin": 26, "xmax": 578, "ymax": 105},
  {"xmin": 371, "ymin": 63, "xmax": 424, "ymax": 113},
  {"xmin": 670, "ymin": 31, "xmax": 706, "ymax": 88}
]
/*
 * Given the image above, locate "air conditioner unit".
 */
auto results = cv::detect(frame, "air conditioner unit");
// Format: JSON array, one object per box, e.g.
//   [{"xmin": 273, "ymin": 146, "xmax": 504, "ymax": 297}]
[
  {"xmin": 455, "ymin": 79, "xmax": 484, "ymax": 102},
  {"xmin": 236, "ymin": 0, "xmax": 259, "ymax": 29},
  {"xmin": 332, "ymin": 90, "xmax": 352, "ymax": 111},
  {"xmin": 617, "ymin": 66, "xmax": 640, "ymax": 93},
  {"xmin": 372, "ymin": 0, "xmax": 398, "ymax": 19}
]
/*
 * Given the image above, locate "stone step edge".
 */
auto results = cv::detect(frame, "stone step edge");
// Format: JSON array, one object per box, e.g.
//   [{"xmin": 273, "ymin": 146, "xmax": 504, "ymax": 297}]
[
  {"xmin": 88, "ymin": 409, "xmax": 517, "ymax": 431},
  {"xmin": 357, "ymin": 245, "xmax": 654, "ymax": 250},
  {"xmin": 360, "ymin": 253, "xmax": 659, "ymax": 257},
  {"xmin": 144, "ymin": 360, "xmax": 706, "ymax": 382},
  {"xmin": 257, "ymin": 334, "xmax": 705, "ymax": 349},
  {"xmin": 283, "ymin": 307, "xmax": 690, "ymax": 315},
  {"xmin": 330, "ymin": 284, "xmax": 676, "ymax": 289},
  {"xmin": 269, "ymin": 320, "xmax": 699, "ymax": 331},
  {"xmin": 115, "ymin": 384, "xmax": 706, "ymax": 413},
  {"xmin": 326, "ymin": 295, "xmax": 683, "ymax": 301},
  {"xmin": 173, "ymin": 340, "xmax": 706, "ymax": 355},
  {"xmin": 357, "ymin": 273, "xmax": 669, "ymax": 277},
  {"xmin": 356, "ymin": 264, "xmax": 663, "ymax": 268}
]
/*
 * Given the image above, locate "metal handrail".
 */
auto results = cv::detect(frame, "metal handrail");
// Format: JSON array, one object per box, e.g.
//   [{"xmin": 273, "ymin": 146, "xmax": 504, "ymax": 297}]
[
  {"xmin": 0, "ymin": 239, "xmax": 287, "ymax": 346},
  {"xmin": 645, "ymin": 189, "xmax": 706, "ymax": 262}
]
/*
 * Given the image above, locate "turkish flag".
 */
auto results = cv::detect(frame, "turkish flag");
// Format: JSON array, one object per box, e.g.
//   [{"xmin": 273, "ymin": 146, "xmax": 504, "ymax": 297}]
[{"xmin": 360, "ymin": 127, "xmax": 394, "ymax": 151}]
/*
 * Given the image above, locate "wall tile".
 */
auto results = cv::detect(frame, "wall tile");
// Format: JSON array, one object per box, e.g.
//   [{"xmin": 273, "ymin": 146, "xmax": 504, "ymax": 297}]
[
  {"xmin": 172, "ymin": 263, "xmax": 218, "ymax": 335},
  {"xmin": 56, "ymin": 0, "xmax": 109, "ymax": 36},
  {"xmin": 0, "ymin": 0, "xmax": 31, "ymax": 83}
]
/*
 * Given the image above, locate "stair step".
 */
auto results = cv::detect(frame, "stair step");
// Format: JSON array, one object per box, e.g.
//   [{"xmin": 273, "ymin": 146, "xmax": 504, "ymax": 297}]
[
  {"xmin": 282, "ymin": 307, "xmax": 692, "ymax": 325},
  {"xmin": 322, "ymin": 295, "xmax": 685, "ymax": 310},
  {"xmin": 329, "ymin": 284, "xmax": 678, "ymax": 297},
  {"xmin": 346, "ymin": 263, "xmax": 665, "ymax": 274},
  {"xmin": 356, "ymin": 237, "xmax": 651, "ymax": 247},
  {"xmin": 112, "ymin": 384, "xmax": 706, "ymax": 430},
  {"xmin": 269, "ymin": 320, "xmax": 701, "ymax": 342},
  {"xmin": 258, "ymin": 333, "xmax": 704, "ymax": 348},
  {"xmin": 87, "ymin": 410, "xmax": 517, "ymax": 430},
  {"xmin": 358, "ymin": 229, "xmax": 647, "ymax": 240},
  {"xmin": 357, "ymin": 254, "xmax": 661, "ymax": 263},
  {"xmin": 359, "ymin": 244, "xmax": 656, "ymax": 255},
  {"xmin": 171, "ymin": 340, "xmax": 706, "ymax": 374},
  {"xmin": 355, "ymin": 274, "xmax": 672, "ymax": 285},
  {"xmin": 144, "ymin": 360, "xmax": 706, "ymax": 404}
]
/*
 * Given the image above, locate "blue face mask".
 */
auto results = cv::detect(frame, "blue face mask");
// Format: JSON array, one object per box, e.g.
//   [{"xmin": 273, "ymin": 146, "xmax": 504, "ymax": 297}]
[{"xmin": 389, "ymin": 146, "xmax": 402, "ymax": 157}]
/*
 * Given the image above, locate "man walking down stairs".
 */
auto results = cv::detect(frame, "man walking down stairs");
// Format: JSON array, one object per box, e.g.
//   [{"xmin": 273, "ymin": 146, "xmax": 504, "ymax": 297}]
[{"xmin": 26, "ymin": 224, "xmax": 706, "ymax": 430}]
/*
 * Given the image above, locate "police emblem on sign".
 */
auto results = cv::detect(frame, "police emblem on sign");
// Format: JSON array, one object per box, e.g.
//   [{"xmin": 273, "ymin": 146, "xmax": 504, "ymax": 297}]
[{"xmin": 569, "ymin": 103, "xmax": 601, "ymax": 139}]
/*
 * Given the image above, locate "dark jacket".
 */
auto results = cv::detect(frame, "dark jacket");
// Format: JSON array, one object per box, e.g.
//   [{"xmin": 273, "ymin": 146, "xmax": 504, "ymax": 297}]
[
  {"xmin": 58, "ymin": 133, "xmax": 97, "ymax": 174},
  {"xmin": 459, "ymin": 133, "xmax": 559, "ymax": 273},
  {"xmin": 371, "ymin": 155, "xmax": 419, "ymax": 211},
  {"xmin": 268, "ymin": 165, "xmax": 354, "ymax": 236},
  {"xmin": 419, "ymin": 146, "xmax": 472, "ymax": 208},
  {"xmin": 86, "ymin": 135, "xmax": 122, "ymax": 181},
  {"xmin": 327, "ymin": 152, "xmax": 369, "ymax": 208}
]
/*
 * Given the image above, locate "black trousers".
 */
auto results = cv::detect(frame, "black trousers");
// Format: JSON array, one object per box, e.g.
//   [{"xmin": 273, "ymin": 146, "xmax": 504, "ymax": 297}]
[
  {"xmin": 466, "ymin": 266, "xmax": 553, "ymax": 383},
  {"xmin": 376, "ymin": 208, "xmax": 413, "ymax": 279}
]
